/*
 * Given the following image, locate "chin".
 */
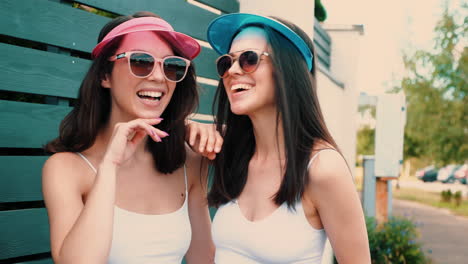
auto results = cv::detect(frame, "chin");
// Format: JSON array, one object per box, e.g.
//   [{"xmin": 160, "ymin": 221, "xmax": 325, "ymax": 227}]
[{"xmin": 230, "ymin": 105, "xmax": 251, "ymax": 116}]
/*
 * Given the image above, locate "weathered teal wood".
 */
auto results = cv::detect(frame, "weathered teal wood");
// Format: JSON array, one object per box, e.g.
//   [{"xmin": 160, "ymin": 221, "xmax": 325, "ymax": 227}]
[
  {"xmin": 0, "ymin": 100, "xmax": 71, "ymax": 148},
  {"xmin": 0, "ymin": 209, "xmax": 50, "ymax": 260},
  {"xmin": 0, "ymin": 0, "xmax": 108, "ymax": 53},
  {"xmin": 17, "ymin": 259, "xmax": 53, "ymax": 264},
  {"xmin": 0, "ymin": 157, "xmax": 48, "ymax": 203},
  {"xmin": 197, "ymin": 83, "xmax": 217, "ymax": 115},
  {"xmin": 77, "ymin": 0, "xmax": 219, "ymax": 41},
  {"xmin": 0, "ymin": 43, "xmax": 88, "ymax": 98},
  {"xmin": 194, "ymin": 47, "xmax": 219, "ymax": 80},
  {"xmin": 0, "ymin": 43, "xmax": 219, "ymax": 97},
  {"xmin": 197, "ymin": 0, "xmax": 240, "ymax": 14}
]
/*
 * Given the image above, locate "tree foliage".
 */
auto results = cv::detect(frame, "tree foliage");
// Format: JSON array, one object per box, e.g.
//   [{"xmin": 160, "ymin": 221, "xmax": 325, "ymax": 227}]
[
  {"xmin": 400, "ymin": 6, "xmax": 467, "ymax": 165},
  {"xmin": 357, "ymin": 125, "xmax": 375, "ymax": 156},
  {"xmin": 315, "ymin": 0, "xmax": 327, "ymax": 22}
]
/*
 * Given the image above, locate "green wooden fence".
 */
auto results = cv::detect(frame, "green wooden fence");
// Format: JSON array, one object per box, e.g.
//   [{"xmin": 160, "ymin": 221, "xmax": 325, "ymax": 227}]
[{"xmin": 0, "ymin": 0, "xmax": 238, "ymax": 263}]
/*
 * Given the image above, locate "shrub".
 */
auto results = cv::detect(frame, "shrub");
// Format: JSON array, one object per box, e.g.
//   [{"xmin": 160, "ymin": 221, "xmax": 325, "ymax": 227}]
[
  {"xmin": 366, "ymin": 216, "xmax": 429, "ymax": 264},
  {"xmin": 441, "ymin": 189, "xmax": 453, "ymax": 203},
  {"xmin": 454, "ymin": 191, "xmax": 462, "ymax": 207}
]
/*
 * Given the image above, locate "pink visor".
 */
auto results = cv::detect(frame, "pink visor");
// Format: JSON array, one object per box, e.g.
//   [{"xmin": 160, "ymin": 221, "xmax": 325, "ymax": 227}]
[{"xmin": 91, "ymin": 17, "xmax": 201, "ymax": 59}]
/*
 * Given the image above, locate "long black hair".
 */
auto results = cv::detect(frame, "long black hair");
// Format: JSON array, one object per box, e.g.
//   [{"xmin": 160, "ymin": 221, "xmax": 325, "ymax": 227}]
[
  {"xmin": 45, "ymin": 11, "xmax": 198, "ymax": 174},
  {"xmin": 208, "ymin": 17, "xmax": 338, "ymax": 209}
]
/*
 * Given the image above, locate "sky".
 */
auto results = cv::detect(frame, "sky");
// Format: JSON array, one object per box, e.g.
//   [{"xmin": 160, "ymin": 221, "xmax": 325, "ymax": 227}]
[{"xmin": 324, "ymin": 0, "xmax": 453, "ymax": 95}]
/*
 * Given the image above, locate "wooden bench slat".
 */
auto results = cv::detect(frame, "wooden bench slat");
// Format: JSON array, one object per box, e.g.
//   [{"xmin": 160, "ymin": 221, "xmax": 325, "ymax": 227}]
[
  {"xmin": 0, "ymin": 43, "xmax": 88, "ymax": 98},
  {"xmin": 78, "ymin": 0, "xmax": 218, "ymax": 41},
  {"xmin": 16, "ymin": 259, "xmax": 54, "ymax": 264},
  {"xmin": 0, "ymin": 209, "xmax": 50, "ymax": 260},
  {"xmin": 0, "ymin": 101, "xmax": 71, "ymax": 148},
  {"xmin": 0, "ymin": 156, "xmax": 48, "ymax": 203},
  {"xmin": 0, "ymin": 0, "xmax": 107, "ymax": 53},
  {"xmin": 196, "ymin": 0, "xmax": 240, "ymax": 14}
]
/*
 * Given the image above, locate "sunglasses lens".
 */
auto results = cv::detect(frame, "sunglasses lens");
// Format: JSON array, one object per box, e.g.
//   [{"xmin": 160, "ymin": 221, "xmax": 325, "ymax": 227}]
[
  {"xmin": 163, "ymin": 57, "xmax": 189, "ymax": 82},
  {"xmin": 239, "ymin": 51, "xmax": 260, "ymax": 73},
  {"xmin": 129, "ymin": 53, "xmax": 154, "ymax": 77},
  {"xmin": 216, "ymin": 55, "xmax": 233, "ymax": 78}
]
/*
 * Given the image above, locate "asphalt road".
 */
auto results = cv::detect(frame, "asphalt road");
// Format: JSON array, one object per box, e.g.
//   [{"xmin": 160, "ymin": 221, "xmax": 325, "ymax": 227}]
[{"xmin": 393, "ymin": 198, "xmax": 468, "ymax": 264}]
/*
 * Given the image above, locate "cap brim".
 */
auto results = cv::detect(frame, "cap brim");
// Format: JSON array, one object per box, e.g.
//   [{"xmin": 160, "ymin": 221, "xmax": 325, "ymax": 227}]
[
  {"xmin": 92, "ymin": 30, "xmax": 200, "ymax": 59},
  {"xmin": 207, "ymin": 13, "xmax": 312, "ymax": 70}
]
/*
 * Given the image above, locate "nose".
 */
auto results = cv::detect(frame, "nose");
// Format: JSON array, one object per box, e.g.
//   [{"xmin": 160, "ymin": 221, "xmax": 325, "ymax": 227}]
[
  {"xmin": 227, "ymin": 59, "xmax": 243, "ymax": 76},
  {"xmin": 147, "ymin": 61, "xmax": 166, "ymax": 82}
]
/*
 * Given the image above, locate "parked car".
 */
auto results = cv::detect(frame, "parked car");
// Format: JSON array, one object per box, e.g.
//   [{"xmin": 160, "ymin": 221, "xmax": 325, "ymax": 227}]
[
  {"xmin": 454, "ymin": 164, "xmax": 468, "ymax": 184},
  {"xmin": 416, "ymin": 165, "xmax": 438, "ymax": 182},
  {"xmin": 437, "ymin": 164, "xmax": 460, "ymax": 183}
]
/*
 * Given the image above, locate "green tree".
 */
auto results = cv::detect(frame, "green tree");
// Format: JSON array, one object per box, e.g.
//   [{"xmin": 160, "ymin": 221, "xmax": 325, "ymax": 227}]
[
  {"xmin": 315, "ymin": 0, "xmax": 327, "ymax": 22},
  {"xmin": 357, "ymin": 125, "xmax": 375, "ymax": 156},
  {"xmin": 399, "ymin": 6, "xmax": 467, "ymax": 165}
]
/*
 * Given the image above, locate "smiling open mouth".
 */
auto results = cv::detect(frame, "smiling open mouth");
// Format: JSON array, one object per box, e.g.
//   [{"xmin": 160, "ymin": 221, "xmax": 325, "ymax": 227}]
[
  {"xmin": 231, "ymin": 84, "xmax": 253, "ymax": 93},
  {"xmin": 137, "ymin": 91, "xmax": 163, "ymax": 101}
]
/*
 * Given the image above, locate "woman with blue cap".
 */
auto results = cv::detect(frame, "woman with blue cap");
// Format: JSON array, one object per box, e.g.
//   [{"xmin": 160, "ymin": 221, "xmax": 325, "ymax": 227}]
[
  {"xmin": 207, "ymin": 13, "xmax": 371, "ymax": 263},
  {"xmin": 42, "ymin": 11, "xmax": 219, "ymax": 263}
]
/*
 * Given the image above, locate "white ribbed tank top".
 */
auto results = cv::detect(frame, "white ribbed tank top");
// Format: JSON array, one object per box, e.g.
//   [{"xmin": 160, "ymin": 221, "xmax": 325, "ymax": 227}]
[
  {"xmin": 77, "ymin": 153, "xmax": 191, "ymax": 264},
  {"xmin": 212, "ymin": 150, "xmax": 333, "ymax": 264}
]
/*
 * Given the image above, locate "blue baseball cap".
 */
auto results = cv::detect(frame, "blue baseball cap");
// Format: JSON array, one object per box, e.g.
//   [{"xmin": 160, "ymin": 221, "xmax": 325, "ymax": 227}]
[{"xmin": 207, "ymin": 13, "xmax": 313, "ymax": 71}]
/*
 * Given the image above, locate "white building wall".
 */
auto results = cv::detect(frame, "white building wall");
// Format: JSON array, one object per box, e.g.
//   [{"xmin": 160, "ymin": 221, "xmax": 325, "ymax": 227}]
[{"xmin": 238, "ymin": 0, "xmax": 315, "ymax": 38}]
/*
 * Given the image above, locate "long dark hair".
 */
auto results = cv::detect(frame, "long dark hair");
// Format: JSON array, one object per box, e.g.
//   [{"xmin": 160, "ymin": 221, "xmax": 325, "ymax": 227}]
[
  {"xmin": 45, "ymin": 11, "xmax": 198, "ymax": 174},
  {"xmin": 208, "ymin": 17, "xmax": 338, "ymax": 209}
]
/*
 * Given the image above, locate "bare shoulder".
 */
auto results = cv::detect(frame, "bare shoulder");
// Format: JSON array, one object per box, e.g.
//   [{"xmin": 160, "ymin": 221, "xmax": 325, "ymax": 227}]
[
  {"xmin": 42, "ymin": 152, "xmax": 94, "ymax": 194},
  {"xmin": 308, "ymin": 148, "xmax": 351, "ymax": 185}
]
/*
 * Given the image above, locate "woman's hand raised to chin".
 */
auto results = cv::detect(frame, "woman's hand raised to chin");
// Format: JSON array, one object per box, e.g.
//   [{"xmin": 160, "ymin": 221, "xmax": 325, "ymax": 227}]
[
  {"xmin": 103, "ymin": 118, "xmax": 168, "ymax": 167},
  {"xmin": 185, "ymin": 120, "xmax": 223, "ymax": 160}
]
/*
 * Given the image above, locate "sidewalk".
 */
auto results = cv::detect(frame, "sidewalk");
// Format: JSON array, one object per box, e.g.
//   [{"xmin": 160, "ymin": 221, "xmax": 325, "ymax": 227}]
[{"xmin": 392, "ymin": 198, "xmax": 468, "ymax": 264}]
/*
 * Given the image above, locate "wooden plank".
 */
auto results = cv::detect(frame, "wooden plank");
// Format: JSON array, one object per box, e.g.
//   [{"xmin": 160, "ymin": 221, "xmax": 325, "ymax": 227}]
[
  {"xmin": 0, "ymin": 94, "xmax": 214, "ymax": 149},
  {"xmin": 196, "ymin": 0, "xmax": 240, "ymax": 14},
  {"xmin": 0, "ymin": 43, "xmax": 88, "ymax": 98},
  {"xmin": 0, "ymin": 101, "xmax": 71, "ymax": 148},
  {"xmin": 0, "ymin": 0, "xmax": 108, "ymax": 53},
  {"xmin": 197, "ymin": 83, "xmax": 217, "ymax": 115},
  {"xmin": 17, "ymin": 259, "xmax": 53, "ymax": 264},
  {"xmin": 77, "ymin": 0, "xmax": 219, "ymax": 41},
  {"xmin": 0, "ymin": 156, "xmax": 48, "ymax": 203},
  {"xmin": 194, "ymin": 47, "xmax": 219, "ymax": 80},
  {"xmin": 0, "ymin": 43, "xmax": 218, "ymax": 97},
  {"xmin": 0, "ymin": 209, "xmax": 50, "ymax": 260}
]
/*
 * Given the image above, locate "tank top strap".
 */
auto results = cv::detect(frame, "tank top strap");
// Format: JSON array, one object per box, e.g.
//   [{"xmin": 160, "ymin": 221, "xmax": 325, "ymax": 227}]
[
  {"xmin": 306, "ymin": 148, "xmax": 337, "ymax": 170},
  {"xmin": 183, "ymin": 164, "xmax": 188, "ymax": 195},
  {"xmin": 76, "ymin": 152, "xmax": 97, "ymax": 174}
]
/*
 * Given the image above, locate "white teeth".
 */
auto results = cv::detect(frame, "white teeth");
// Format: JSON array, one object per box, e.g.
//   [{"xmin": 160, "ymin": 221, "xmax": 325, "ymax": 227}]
[
  {"xmin": 231, "ymin": 84, "xmax": 253, "ymax": 91},
  {"xmin": 137, "ymin": 91, "xmax": 162, "ymax": 98}
]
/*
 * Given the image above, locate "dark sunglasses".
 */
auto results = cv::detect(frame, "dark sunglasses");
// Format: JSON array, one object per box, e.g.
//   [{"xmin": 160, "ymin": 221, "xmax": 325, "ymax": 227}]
[
  {"xmin": 109, "ymin": 51, "xmax": 191, "ymax": 82},
  {"xmin": 215, "ymin": 49, "xmax": 270, "ymax": 78}
]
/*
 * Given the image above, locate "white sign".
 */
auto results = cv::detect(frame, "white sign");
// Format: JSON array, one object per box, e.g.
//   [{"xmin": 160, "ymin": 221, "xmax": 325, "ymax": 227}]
[{"xmin": 374, "ymin": 93, "xmax": 406, "ymax": 177}]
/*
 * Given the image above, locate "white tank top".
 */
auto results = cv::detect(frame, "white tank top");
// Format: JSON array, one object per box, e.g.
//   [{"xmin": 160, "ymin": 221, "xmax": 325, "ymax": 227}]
[
  {"xmin": 77, "ymin": 153, "xmax": 191, "ymax": 264},
  {"xmin": 212, "ymin": 150, "xmax": 332, "ymax": 264}
]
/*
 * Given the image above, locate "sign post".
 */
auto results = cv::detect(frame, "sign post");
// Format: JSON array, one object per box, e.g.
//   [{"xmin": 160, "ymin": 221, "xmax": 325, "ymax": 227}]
[{"xmin": 373, "ymin": 92, "xmax": 406, "ymax": 222}]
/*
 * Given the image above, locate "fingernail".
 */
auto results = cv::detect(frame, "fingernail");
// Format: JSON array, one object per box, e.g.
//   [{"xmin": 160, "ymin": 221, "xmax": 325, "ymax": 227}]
[
  {"xmin": 155, "ymin": 134, "xmax": 162, "ymax": 142},
  {"xmin": 162, "ymin": 132, "xmax": 169, "ymax": 137},
  {"xmin": 156, "ymin": 117, "xmax": 163, "ymax": 120}
]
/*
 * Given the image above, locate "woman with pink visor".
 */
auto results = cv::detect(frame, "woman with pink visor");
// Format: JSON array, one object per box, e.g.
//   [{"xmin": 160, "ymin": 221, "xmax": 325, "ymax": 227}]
[{"xmin": 42, "ymin": 12, "xmax": 217, "ymax": 263}]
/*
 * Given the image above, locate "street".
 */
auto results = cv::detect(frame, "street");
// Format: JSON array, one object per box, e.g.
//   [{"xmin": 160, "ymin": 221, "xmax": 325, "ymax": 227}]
[{"xmin": 393, "ymin": 198, "xmax": 468, "ymax": 264}]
